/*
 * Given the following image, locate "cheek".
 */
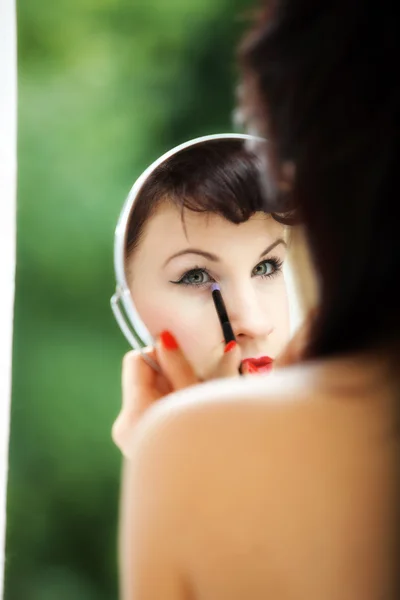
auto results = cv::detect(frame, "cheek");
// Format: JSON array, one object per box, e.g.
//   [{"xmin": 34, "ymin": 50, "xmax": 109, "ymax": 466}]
[{"xmin": 132, "ymin": 288, "xmax": 221, "ymax": 371}]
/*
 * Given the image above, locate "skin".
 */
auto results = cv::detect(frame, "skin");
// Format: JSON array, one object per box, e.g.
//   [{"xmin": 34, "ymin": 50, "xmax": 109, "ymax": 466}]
[
  {"xmin": 116, "ymin": 330, "xmax": 397, "ymax": 600},
  {"xmin": 127, "ymin": 201, "xmax": 290, "ymax": 379}
]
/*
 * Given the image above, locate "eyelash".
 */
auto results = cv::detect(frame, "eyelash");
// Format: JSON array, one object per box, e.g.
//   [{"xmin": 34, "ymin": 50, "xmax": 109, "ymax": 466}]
[{"xmin": 170, "ymin": 257, "xmax": 284, "ymax": 289}]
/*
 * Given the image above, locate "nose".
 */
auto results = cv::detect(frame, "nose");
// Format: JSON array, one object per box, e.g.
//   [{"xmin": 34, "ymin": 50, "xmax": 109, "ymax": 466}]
[{"xmin": 223, "ymin": 285, "xmax": 274, "ymax": 341}]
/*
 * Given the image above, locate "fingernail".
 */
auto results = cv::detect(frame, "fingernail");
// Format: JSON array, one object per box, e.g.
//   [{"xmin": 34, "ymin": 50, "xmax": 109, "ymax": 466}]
[
  {"xmin": 224, "ymin": 340, "xmax": 237, "ymax": 353},
  {"xmin": 160, "ymin": 330, "xmax": 179, "ymax": 350}
]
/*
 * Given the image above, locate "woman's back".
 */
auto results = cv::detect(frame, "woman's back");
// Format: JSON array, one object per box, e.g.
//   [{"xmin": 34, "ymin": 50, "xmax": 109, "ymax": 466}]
[{"xmin": 145, "ymin": 356, "xmax": 397, "ymax": 599}]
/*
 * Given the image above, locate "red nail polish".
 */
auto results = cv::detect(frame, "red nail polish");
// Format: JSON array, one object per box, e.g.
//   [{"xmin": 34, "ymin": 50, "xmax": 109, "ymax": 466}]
[
  {"xmin": 224, "ymin": 340, "xmax": 237, "ymax": 353},
  {"xmin": 160, "ymin": 330, "xmax": 179, "ymax": 350}
]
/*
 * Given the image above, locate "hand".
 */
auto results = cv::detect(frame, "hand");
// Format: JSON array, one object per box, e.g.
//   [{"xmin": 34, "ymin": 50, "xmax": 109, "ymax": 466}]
[{"xmin": 112, "ymin": 332, "xmax": 242, "ymax": 457}]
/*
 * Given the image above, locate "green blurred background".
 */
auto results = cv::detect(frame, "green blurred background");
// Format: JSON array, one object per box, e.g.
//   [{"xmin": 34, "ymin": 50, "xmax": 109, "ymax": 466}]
[{"xmin": 6, "ymin": 1, "xmax": 250, "ymax": 598}]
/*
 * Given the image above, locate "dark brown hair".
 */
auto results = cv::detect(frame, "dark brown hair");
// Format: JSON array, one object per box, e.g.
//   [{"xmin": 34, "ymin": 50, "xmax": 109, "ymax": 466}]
[
  {"xmin": 239, "ymin": 2, "xmax": 400, "ymax": 361},
  {"xmin": 125, "ymin": 138, "xmax": 281, "ymax": 258}
]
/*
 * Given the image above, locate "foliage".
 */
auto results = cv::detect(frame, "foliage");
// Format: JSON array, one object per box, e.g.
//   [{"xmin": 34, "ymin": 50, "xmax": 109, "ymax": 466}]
[{"xmin": 6, "ymin": 1, "xmax": 250, "ymax": 598}]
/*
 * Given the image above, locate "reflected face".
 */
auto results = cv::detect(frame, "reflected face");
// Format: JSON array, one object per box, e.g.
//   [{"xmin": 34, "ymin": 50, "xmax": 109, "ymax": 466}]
[{"xmin": 127, "ymin": 202, "xmax": 290, "ymax": 379}]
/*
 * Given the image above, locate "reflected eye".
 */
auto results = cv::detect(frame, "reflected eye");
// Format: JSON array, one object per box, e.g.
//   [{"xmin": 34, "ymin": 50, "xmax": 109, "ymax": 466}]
[
  {"xmin": 253, "ymin": 261, "xmax": 274, "ymax": 277},
  {"xmin": 170, "ymin": 268, "xmax": 214, "ymax": 287},
  {"xmin": 252, "ymin": 257, "xmax": 283, "ymax": 279},
  {"xmin": 183, "ymin": 269, "xmax": 211, "ymax": 285}
]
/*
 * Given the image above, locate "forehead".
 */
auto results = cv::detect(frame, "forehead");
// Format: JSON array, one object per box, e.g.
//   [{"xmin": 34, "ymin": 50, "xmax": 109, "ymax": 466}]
[{"xmin": 135, "ymin": 201, "xmax": 284, "ymax": 256}]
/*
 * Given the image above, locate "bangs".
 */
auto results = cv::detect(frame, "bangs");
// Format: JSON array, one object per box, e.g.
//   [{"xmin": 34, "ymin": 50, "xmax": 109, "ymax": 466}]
[
  {"xmin": 146, "ymin": 139, "xmax": 269, "ymax": 224},
  {"xmin": 126, "ymin": 138, "xmax": 292, "ymax": 258}
]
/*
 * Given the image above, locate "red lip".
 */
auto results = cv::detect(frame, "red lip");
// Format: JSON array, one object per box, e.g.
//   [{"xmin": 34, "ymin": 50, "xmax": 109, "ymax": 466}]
[{"xmin": 242, "ymin": 356, "xmax": 274, "ymax": 374}]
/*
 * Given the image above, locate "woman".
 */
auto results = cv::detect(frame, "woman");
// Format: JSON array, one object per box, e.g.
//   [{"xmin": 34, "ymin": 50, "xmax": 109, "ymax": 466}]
[{"xmin": 115, "ymin": 4, "xmax": 399, "ymax": 599}]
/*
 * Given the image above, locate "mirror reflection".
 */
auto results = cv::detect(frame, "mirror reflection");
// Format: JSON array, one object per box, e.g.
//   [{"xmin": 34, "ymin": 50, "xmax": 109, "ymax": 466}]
[{"xmin": 117, "ymin": 136, "xmax": 292, "ymax": 377}]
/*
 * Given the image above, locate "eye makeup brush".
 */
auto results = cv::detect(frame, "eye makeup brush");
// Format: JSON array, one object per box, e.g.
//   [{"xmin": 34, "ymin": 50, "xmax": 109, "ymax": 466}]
[{"xmin": 211, "ymin": 283, "xmax": 243, "ymax": 375}]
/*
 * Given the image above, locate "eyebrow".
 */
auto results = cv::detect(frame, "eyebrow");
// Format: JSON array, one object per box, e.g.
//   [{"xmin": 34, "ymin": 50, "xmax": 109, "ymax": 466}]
[
  {"xmin": 259, "ymin": 238, "xmax": 286, "ymax": 257},
  {"xmin": 163, "ymin": 238, "xmax": 286, "ymax": 267}
]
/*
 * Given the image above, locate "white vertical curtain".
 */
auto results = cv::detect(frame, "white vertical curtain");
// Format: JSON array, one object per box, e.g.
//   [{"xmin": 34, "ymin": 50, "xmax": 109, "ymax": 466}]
[{"xmin": 0, "ymin": 0, "xmax": 17, "ymax": 595}]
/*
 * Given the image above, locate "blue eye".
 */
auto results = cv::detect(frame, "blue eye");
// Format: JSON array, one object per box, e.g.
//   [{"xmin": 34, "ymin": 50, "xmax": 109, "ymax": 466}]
[
  {"xmin": 252, "ymin": 257, "xmax": 283, "ymax": 279},
  {"xmin": 171, "ymin": 268, "xmax": 214, "ymax": 287}
]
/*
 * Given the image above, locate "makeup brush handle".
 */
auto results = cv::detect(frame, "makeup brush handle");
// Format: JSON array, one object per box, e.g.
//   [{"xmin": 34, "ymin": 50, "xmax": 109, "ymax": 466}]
[
  {"xmin": 222, "ymin": 322, "xmax": 236, "ymax": 344},
  {"xmin": 221, "ymin": 322, "xmax": 243, "ymax": 376}
]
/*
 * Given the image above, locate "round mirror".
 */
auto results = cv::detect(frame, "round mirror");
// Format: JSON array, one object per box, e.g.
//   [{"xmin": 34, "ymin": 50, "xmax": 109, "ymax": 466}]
[{"xmin": 112, "ymin": 133, "xmax": 295, "ymax": 378}]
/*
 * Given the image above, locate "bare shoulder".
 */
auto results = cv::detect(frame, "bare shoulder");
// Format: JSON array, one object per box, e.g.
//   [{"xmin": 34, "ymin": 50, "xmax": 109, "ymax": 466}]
[
  {"xmin": 122, "ymin": 362, "xmax": 394, "ymax": 598},
  {"xmin": 122, "ymin": 366, "xmax": 322, "ymax": 580},
  {"xmin": 129, "ymin": 358, "xmax": 391, "ymax": 500},
  {"xmin": 127, "ymin": 362, "xmax": 316, "ymax": 480},
  {"xmin": 126, "ymin": 363, "xmax": 349, "ymax": 543},
  {"xmin": 128, "ymin": 361, "xmax": 370, "ymax": 492},
  {"xmin": 130, "ymin": 362, "xmax": 344, "ymax": 466}
]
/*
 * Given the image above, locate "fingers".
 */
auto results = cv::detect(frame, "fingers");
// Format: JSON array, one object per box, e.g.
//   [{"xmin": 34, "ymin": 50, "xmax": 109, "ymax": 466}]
[
  {"xmin": 155, "ymin": 331, "xmax": 198, "ymax": 390},
  {"xmin": 112, "ymin": 408, "xmax": 136, "ymax": 457},
  {"xmin": 210, "ymin": 340, "xmax": 242, "ymax": 379},
  {"xmin": 157, "ymin": 331, "xmax": 243, "ymax": 385},
  {"xmin": 121, "ymin": 348, "xmax": 161, "ymax": 409},
  {"xmin": 113, "ymin": 348, "xmax": 171, "ymax": 456}
]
